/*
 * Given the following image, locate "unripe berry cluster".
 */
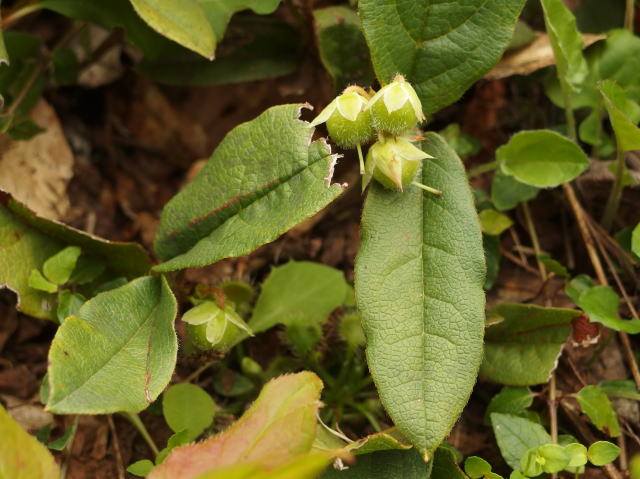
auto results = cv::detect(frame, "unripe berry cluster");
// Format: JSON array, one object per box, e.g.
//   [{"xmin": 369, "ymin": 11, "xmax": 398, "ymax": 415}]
[{"xmin": 310, "ymin": 75, "xmax": 439, "ymax": 194}]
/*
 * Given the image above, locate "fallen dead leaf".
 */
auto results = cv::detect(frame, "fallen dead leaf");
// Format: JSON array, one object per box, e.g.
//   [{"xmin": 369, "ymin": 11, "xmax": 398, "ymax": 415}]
[
  {"xmin": 485, "ymin": 32, "xmax": 605, "ymax": 80},
  {"xmin": 0, "ymin": 99, "xmax": 74, "ymax": 220}
]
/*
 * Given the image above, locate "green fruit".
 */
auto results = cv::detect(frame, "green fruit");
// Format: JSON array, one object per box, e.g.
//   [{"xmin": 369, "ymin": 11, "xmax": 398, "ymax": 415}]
[
  {"xmin": 309, "ymin": 88, "xmax": 374, "ymax": 148},
  {"xmin": 182, "ymin": 301, "xmax": 251, "ymax": 352},
  {"xmin": 367, "ymin": 75, "xmax": 425, "ymax": 135},
  {"xmin": 364, "ymin": 136, "xmax": 432, "ymax": 191},
  {"xmin": 326, "ymin": 107, "xmax": 374, "ymax": 148}
]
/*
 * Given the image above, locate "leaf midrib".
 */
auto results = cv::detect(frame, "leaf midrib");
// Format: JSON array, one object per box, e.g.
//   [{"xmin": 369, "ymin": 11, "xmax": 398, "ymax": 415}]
[{"xmin": 49, "ymin": 287, "xmax": 163, "ymax": 409}]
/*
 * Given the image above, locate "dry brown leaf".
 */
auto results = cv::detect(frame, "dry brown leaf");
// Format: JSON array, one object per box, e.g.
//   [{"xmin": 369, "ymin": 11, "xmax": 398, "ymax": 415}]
[
  {"xmin": 485, "ymin": 32, "xmax": 605, "ymax": 80},
  {"xmin": 0, "ymin": 99, "xmax": 74, "ymax": 220}
]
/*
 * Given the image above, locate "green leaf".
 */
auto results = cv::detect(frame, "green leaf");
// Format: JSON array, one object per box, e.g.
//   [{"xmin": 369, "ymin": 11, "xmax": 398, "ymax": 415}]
[
  {"xmin": 195, "ymin": 454, "xmax": 331, "ymax": 479},
  {"xmin": 440, "ymin": 124, "xmax": 481, "ymax": 159},
  {"xmin": 546, "ymin": 29, "xmax": 640, "ymax": 112},
  {"xmin": 480, "ymin": 303, "xmax": 581, "ymax": 385},
  {"xmin": 47, "ymin": 422, "xmax": 76, "ymax": 451},
  {"xmin": 490, "ymin": 413, "xmax": 551, "ymax": 470},
  {"xmin": 519, "ymin": 448, "xmax": 543, "ymax": 477},
  {"xmin": 491, "ymin": 168, "xmax": 540, "ymax": 212},
  {"xmin": 313, "ymin": 6, "xmax": 374, "ymax": 91},
  {"xmin": 153, "ymin": 105, "xmax": 344, "ymax": 271},
  {"xmin": 484, "ymin": 386, "xmax": 534, "ymax": 425},
  {"xmin": 213, "ymin": 368, "xmax": 254, "ymax": 397},
  {"xmin": 248, "ymin": 261, "xmax": 348, "ymax": 335},
  {"xmin": 577, "ymin": 285, "xmax": 640, "ymax": 333},
  {"xmin": 464, "ymin": 456, "xmax": 491, "ymax": 478},
  {"xmin": 46, "ymin": 276, "xmax": 177, "ymax": 414},
  {"xmin": 541, "ymin": 0, "xmax": 589, "ymax": 92},
  {"xmin": 483, "ymin": 235, "xmax": 501, "ymax": 291},
  {"xmin": 149, "ymin": 372, "xmax": 323, "ymax": 479},
  {"xmin": 8, "ymin": 118, "xmax": 45, "ymax": 141},
  {"xmin": 537, "ymin": 255, "xmax": 570, "ymax": 278},
  {"xmin": 576, "ymin": 385, "xmax": 621, "ymax": 437},
  {"xmin": 129, "ymin": 0, "xmax": 215, "ymax": 58},
  {"xmin": 136, "ymin": 17, "xmax": 300, "ymax": 86},
  {"xmin": 359, "ymin": 0, "xmax": 525, "ymax": 116},
  {"xmin": 155, "ymin": 430, "xmax": 190, "ymax": 464},
  {"xmin": 162, "ymin": 383, "xmax": 216, "ymax": 442},
  {"xmin": 588, "ymin": 441, "xmax": 621, "ymax": 466},
  {"xmin": 537, "ymin": 444, "xmax": 569, "ymax": 473},
  {"xmin": 565, "ymin": 443, "xmax": 588, "ymax": 468},
  {"xmin": 498, "ymin": 130, "xmax": 589, "ymax": 188},
  {"xmin": 128, "ymin": 459, "xmax": 155, "ymax": 477},
  {"xmin": 599, "ymin": 379, "xmax": 640, "ymax": 401},
  {"xmin": 321, "ymin": 449, "xmax": 430, "ymax": 479},
  {"xmin": 0, "ymin": 12, "xmax": 8, "ymax": 67},
  {"xmin": 599, "ymin": 80, "xmax": 640, "ymax": 152},
  {"xmin": 479, "ymin": 209, "xmax": 513, "ymax": 236},
  {"xmin": 355, "ymin": 132, "xmax": 485, "ymax": 457},
  {"xmin": 431, "ymin": 445, "xmax": 468, "ymax": 479},
  {"xmin": 0, "ymin": 404, "xmax": 61, "ymax": 478},
  {"xmin": 43, "ymin": 245, "xmax": 81, "ymax": 285},
  {"xmin": 0, "ymin": 191, "xmax": 151, "ymax": 320},
  {"xmin": 28, "ymin": 269, "xmax": 58, "ymax": 294}
]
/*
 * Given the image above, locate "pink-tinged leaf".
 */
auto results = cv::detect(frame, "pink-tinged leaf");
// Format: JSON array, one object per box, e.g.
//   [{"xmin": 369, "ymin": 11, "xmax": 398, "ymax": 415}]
[
  {"xmin": 149, "ymin": 372, "xmax": 323, "ymax": 479},
  {"xmin": 0, "ymin": 404, "xmax": 60, "ymax": 479},
  {"xmin": 194, "ymin": 453, "xmax": 331, "ymax": 479}
]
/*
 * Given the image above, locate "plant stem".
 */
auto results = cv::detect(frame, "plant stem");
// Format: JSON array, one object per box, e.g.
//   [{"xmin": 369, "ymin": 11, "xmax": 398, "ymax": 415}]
[
  {"xmin": 107, "ymin": 415, "xmax": 125, "ymax": 479},
  {"xmin": 549, "ymin": 374, "xmax": 558, "ymax": 444},
  {"xmin": 522, "ymin": 202, "xmax": 547, "ymax": 280},
  {"xmin": 411, "ymin": 181, "xmax": 442, "ymax": 196},
  {"xmin": 601, "ymin": 146, "xmax": 626, "ymax": 231},
  {"xmin": 626, "ymin": 0, "xmax": 635, "ymax": 31},
  {"xmin": 121, "ymin": 412, "xmax": 160, "ymax": 456},
  {"xmin": 60, "ymin": 416, "xmax": 79, "ymax": 479},
  {"xmin": 562, "ymin": 89, "xmax": 578, "ymax": 142},
  {"xmin": 467, "ymin": 159, "xmax": 499, "ymax": 178},
  {"xmin": 356, "ymin": 144, "xmax": 365, "ymax": 175}
]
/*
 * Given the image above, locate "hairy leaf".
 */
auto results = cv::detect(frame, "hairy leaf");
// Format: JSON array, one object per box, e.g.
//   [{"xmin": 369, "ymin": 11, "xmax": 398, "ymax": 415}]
[
  {"xmin": 0, "ymin": 191, "xmax": 150, "ymax": 320},
  {"xmin": 355, "ymin": 133, "xmax": 485, "ymax": 457},
  {"xmin": 498, "ymin": 130, "xmax": 589, "ymax": 187},
  {"xmin": 46, "ymin": 276, "xmax": 177, "ymax": 413},
  {"xmin": 153, "ymin": 105, "xmax": 344, "ymax": 271},
  {"xmin": 480, "ymin": 303, "xmax": 581, "ymax": 385},
  {"xmin": 149, "ymin": 372, "xmax": 322, "ymax": 479},
  {"xmin": 359, "ymin": 0, "xmax": 525, "ymax": 116},
  {"xmin": 195, "ymin": 454, "xmax": 331, "ymax": 479},
  {"xmin": 0, "ymin": 404, "xmax": 60, "ymax": 479},
  {"xmin": 321, "ymin": 449, "xmax": 429, "ymax": 479}
]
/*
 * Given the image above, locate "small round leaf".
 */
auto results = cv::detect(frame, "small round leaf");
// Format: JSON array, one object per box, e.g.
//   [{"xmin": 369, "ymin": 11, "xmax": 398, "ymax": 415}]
[
  {"xmin": 162, "ymin": 383, "xmax": 215, "ymax": 442},
  {"xmin": 588, "ymin": 441, "xmax": 621, "ymax": 466}
]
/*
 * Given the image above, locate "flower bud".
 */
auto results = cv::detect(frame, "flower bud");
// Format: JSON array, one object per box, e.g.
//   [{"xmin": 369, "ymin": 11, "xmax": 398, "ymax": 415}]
[
  {"xmin": 309, "ymin": 87, "xmax": 374, "ymax": 148},
  {"xmin": 183, "ymin": 300, "xmax": 252, "ymax": 352},
  {"xmin": 367, "ymin": 75, "xmax": 425, "ymax": 135},
  {"xmin": 364, "ymin": 136, "xmax": 432, "ymax": 191}
]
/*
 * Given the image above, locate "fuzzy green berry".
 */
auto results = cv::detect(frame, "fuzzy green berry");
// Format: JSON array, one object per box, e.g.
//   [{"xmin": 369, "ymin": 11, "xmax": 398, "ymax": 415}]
[
  {"xmin": 309, "ymin": 87, "xmax": 374, "ymax": 148},
  {"xmin": 364, "ymin": 136, "xmax": 432, "ymax": 191},
  {"xmin": 183, "ymin": 301, "xmax": 252, "ymax": 352},
  {"xmin": 367, "ymin": 75, "xmax": 425, "ymax": 135}
]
